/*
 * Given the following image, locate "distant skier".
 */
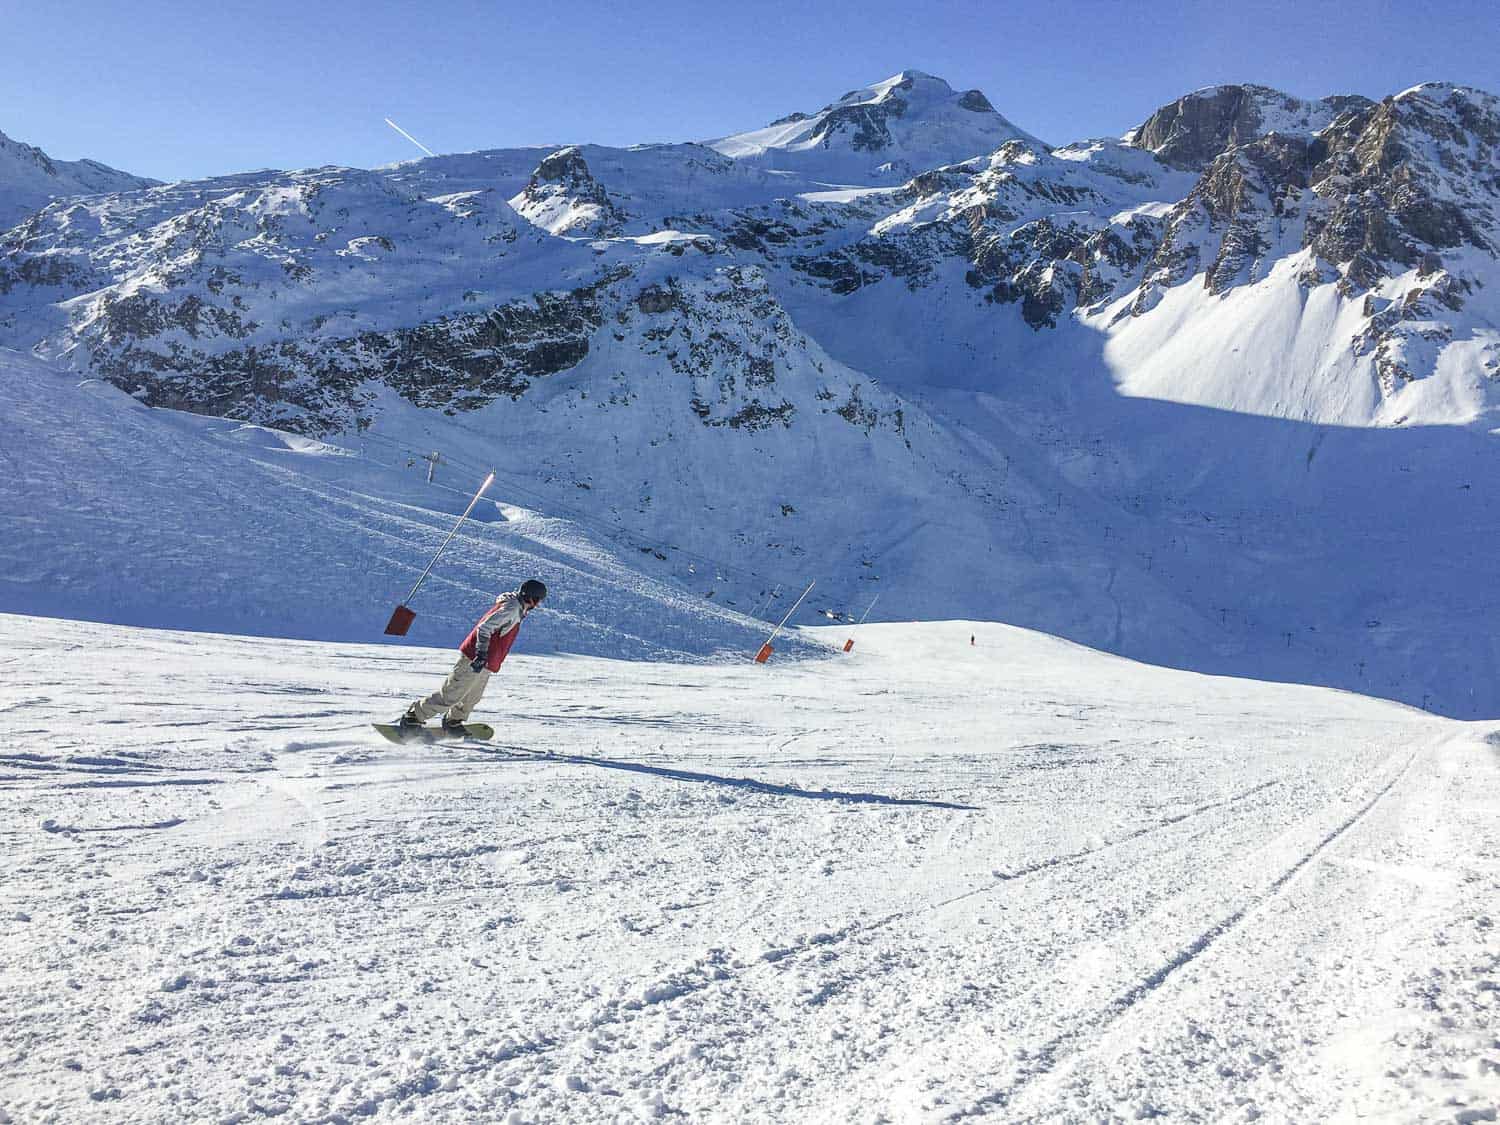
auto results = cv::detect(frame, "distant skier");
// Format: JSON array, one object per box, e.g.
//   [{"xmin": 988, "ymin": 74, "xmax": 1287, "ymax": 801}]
[{"xmin": 396, "ymin": 579, "xmax": 547, "ymax": 734}]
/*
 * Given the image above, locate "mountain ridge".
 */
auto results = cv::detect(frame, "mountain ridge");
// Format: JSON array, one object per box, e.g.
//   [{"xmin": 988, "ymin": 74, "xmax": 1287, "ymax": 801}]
[{"xmin": 0, "ymin": 126, "xmax": 157, "ymax": 229}]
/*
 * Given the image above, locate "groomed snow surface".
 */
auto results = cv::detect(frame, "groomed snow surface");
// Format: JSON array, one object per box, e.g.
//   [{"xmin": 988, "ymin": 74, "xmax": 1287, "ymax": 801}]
[{"xmin": 3, "ymin": 613, "xmax": 1497, "ymax": 1123}]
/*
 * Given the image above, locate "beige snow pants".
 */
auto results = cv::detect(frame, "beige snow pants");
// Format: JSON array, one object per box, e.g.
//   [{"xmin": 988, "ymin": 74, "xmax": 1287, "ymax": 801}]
[{"xmin": 411, "ymin": 655, "xmax": 491, "ymax": 722}]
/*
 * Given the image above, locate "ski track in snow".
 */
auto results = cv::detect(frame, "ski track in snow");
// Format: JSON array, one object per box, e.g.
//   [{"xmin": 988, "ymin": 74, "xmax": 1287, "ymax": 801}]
[{"xmin": 1, "ymin": 613, "xmax": 1497, "ymax": 1123}]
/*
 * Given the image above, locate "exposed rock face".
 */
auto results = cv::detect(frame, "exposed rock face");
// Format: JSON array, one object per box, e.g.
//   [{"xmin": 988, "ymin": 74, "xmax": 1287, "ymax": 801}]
[
  {"xmin": 1128, "ymin": 85, "xmax": 1272, "ymax": 169},
  {"xmin": 1309, "ymin": 85, "xmax": 1497, "ymax": 279},
  {"xmin": 85, "ymin": 282, "xmax": 612, "ymax": 431},
  {"xmin": 0, "ymin": 165, "xmax": 612, "ymax": 431},
  {"xmin": 623, "ymin": 265, "xmax": 907, "ymax": 436},
  {"xmin": 1132, "ymin": 132, "xmax": 1315, "ymax": 310},
  {"xmin": 509, "ymin": 146, "xmax": 623, "ymax": 235},
  {"xmin": 1125, "ymin": 84, "xmax": 1373, "ymax": 171},
  {"xmin": 1121, "ymin": 83, "xmax": 1499, "ymax": 299},
  {"xmin": 776, "ymin": 138, "xmax": 1185, "ymax": 328}
]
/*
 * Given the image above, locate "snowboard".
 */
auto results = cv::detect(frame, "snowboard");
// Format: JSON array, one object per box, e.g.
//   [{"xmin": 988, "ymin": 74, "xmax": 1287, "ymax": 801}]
[{"xmin": 372, "ymin": 721, "xmax": 494, "ymax": 745}]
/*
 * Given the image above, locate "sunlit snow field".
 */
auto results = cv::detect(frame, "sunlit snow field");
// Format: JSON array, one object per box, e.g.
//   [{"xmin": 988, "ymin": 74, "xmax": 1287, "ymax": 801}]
[
  {"xmin": 6, "ymin": 66, "xmax": 1500, "ymax": 1125},
  {"xmin": 2, "ymin": 613, "xmax": 1496, "ymax": 1123}
]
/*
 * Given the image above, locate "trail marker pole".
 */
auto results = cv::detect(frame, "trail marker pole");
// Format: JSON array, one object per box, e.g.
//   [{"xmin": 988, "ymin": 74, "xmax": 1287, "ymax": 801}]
[
  {"xmin": 842, "ymin": 592, "xmax": 880, "ymax": 653},
  {"xmin": 754, "ymin": 580, "xmax": 814, "ymax": 663},
  {"xmin": 384, "ymin": 471, "xmax": 495, "ymax": 636}
]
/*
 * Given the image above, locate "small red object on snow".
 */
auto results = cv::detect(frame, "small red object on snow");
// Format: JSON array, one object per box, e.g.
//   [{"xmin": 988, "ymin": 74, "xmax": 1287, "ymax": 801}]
[
  {"xmin": 754, "ymin": 643, "xmax": 774, "ymax": 664},
  {"xmin": 384, "ymin": 604, "xmax": 417, "ymax": 636},
  {"xmin": 842, "ymin": 639, "xmax": 854, "ymax": 653}
]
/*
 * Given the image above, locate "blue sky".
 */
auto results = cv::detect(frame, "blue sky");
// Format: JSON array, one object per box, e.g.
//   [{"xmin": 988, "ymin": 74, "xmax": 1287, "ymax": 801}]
[{"xmin": 5, "ymin": 0, "xmax": 1497, "ymax": 181}]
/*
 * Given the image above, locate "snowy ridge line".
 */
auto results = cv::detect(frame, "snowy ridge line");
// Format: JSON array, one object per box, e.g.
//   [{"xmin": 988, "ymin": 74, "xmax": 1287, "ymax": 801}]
[
  {"xmin": 954, "ymin": 747, "xmax": 1423, "ymax": 1118},
  {"xmin": 460, "ymin": 743, "xmax": 977, "ymax": 809}
]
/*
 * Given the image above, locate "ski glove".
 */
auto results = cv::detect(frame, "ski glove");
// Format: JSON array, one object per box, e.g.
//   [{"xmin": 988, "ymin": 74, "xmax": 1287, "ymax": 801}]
[{"xmin": 470, "ymin": 649, "xmax": 489, "ymax": 672}]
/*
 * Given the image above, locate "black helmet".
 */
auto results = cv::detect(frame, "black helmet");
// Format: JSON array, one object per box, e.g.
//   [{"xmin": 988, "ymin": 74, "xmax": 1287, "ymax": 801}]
[{"xmin": 519, "ymin": 579, "xmax": 547, "ymax": 604}]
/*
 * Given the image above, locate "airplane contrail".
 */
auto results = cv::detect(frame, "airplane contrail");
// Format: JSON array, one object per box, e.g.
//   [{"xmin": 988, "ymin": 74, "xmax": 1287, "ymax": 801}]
[{"xmin": 384, "ymin": 117, "xmax": 436, "ymax": 158}]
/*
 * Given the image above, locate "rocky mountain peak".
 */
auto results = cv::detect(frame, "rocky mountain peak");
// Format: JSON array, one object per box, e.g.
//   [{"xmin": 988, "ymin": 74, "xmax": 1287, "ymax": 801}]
[
  {"xmin": 1304, "ymin": 81, "xmax": 1499, "ymax": 290},
  {"xmin": 1124, "ymin": 84, "xmax": 1374, "ymax": 170}
]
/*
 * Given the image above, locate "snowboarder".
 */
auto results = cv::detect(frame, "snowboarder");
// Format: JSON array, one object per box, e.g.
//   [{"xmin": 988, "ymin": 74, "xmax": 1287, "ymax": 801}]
[{"xmin": 395, "ymin": 579, "xmax": 547, "ymax": 734}]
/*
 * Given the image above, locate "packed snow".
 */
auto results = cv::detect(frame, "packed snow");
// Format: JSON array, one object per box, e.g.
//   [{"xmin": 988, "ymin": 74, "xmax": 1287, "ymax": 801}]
[{"xmin": 2, "ymin": 612, "xmax": 1496, "ymax": 1122}]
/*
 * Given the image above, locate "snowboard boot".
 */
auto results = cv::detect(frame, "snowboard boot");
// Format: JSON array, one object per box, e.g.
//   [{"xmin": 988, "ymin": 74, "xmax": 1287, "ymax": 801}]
[
  {"xmin": 440, "ymin": 716, "xmax": 468, "ymax": 735},
  {"xmin": 397, "ymin": 707, "xmax": 423, "ymax": 731}
]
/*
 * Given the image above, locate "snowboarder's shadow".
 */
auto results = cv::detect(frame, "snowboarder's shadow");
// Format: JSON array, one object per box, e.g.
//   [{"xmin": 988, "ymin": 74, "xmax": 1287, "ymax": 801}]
[{"xmin": 477, "ymin": 745, "xmax": 976, "ymax": 811}]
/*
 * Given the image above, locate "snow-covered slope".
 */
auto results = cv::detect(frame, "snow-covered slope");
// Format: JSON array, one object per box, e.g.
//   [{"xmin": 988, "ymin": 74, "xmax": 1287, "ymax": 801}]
[
  {"xmin": 708, "ymin": 70, "xmax": 1043, "ymax": 184},
  {"xmin": 0, "ymin": 126, "xmax": 157, "ymax": 229},
  {"xmin": 4, "ymin": 72, "xmax": 1500, "ymax": 717},
  {"xmin": 378, "ymin": 146, "xmax": 559, "ymax": 203},
  {"xmin": 507, "ymin": 143, "xmax": 824, "ymax": 237},
  {"xmin": 7, "ymin": 326, "xmax": 1500, "ymax": 721},
  {"xmin": 2, "ymin": 611, "xmax": 1495, "ymax": 1122},
  {"xmin": 0, "ymin": 347, "xmax": 801, "ymax": 660}
]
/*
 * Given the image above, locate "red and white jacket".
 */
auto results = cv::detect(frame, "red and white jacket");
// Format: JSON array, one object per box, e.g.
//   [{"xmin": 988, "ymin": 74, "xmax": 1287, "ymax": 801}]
[{"xmin": 459, "ymin": 591, "xmax": 526, "ymax": 672}]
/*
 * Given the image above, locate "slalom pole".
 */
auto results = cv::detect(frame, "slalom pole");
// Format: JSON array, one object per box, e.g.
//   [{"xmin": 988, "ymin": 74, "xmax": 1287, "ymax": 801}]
[
  {"xmin": 754, "ymin": 580, "xmax": 814, "ymax": 663},
  {"xmin": 842, "ymin": 592, "xmax": 880, "ymax": 653},
  {"xmin": 384, "ymin": 471, "xmax": 495, "ymax": 635}
]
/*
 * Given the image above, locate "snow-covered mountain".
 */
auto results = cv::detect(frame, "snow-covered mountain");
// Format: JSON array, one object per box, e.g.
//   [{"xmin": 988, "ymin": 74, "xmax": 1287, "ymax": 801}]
[
  {"xmin": 3, "ymin": 73, "xmax": 1500, "ymax": 716},
  {"xmin": 708, "ymin": 69, "xmax": 1044, "ymax": 184},
  {"xmin": 0, "ymin": 126, "xmax": 156, "ymax": 229}
]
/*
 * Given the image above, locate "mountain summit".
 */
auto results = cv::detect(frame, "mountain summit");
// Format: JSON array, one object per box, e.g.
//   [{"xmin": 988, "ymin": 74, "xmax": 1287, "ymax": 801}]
[
  {"xmin": 708, "ymin": 70, "xmax": 1041, "ymax": 183},
  {"xmin": 1122, "ymin": 84, "xmax": 1375, "ymax": 169}
]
